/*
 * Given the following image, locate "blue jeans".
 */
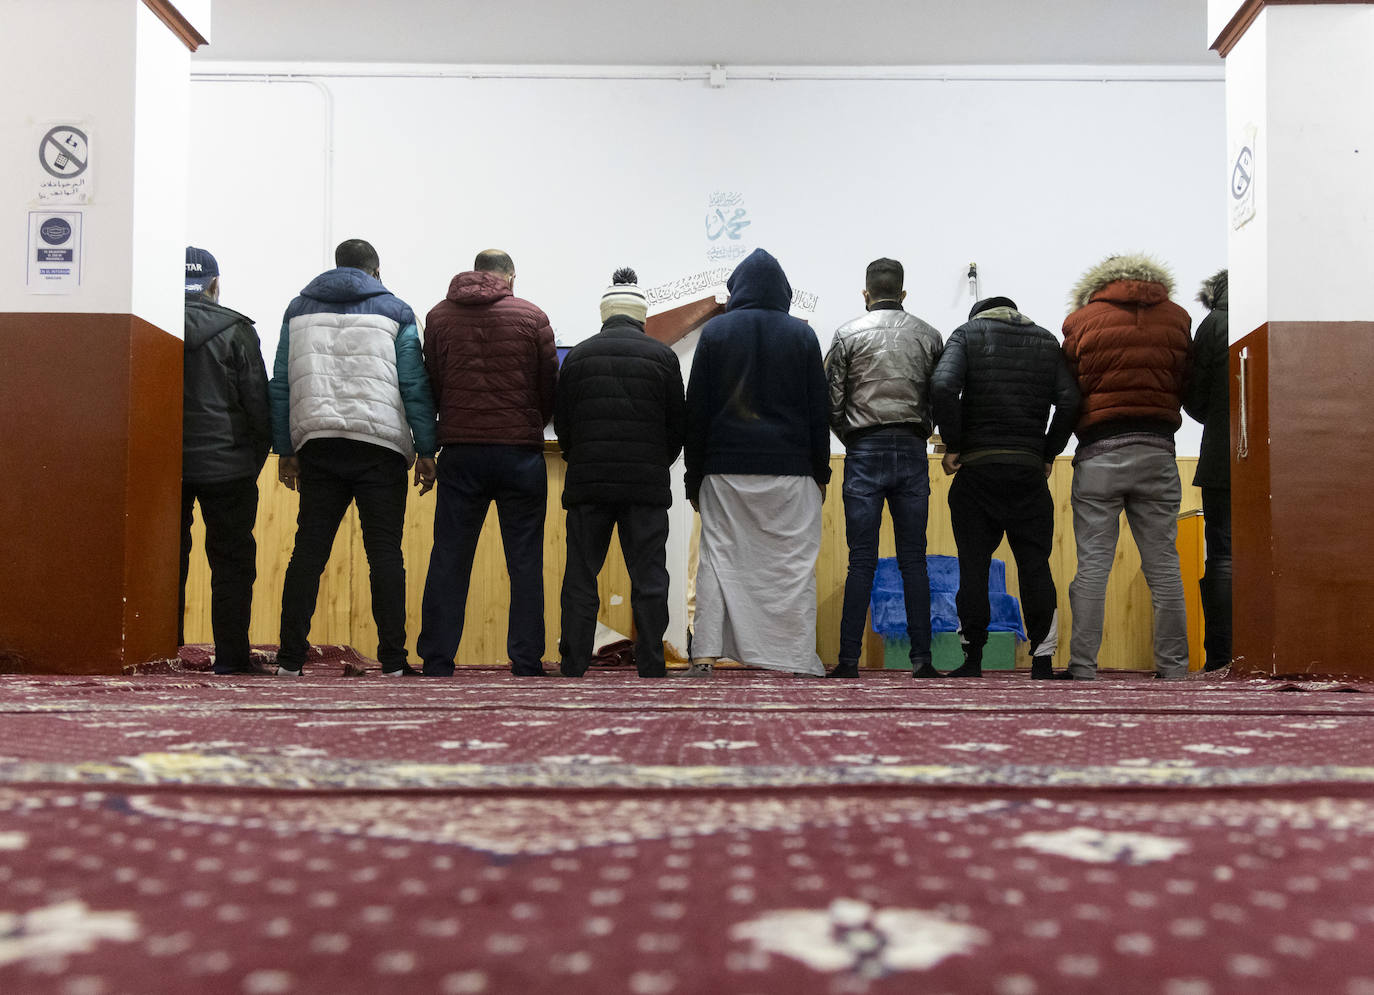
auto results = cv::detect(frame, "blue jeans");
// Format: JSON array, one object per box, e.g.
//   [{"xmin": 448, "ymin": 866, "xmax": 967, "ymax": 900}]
[
  {"xmin": 838, "ymin": 432, "xmax": 931, "ymax": 667},
  {"xmin": 417, "ymin": 445, "xmax": 547, "ymax": 675}
]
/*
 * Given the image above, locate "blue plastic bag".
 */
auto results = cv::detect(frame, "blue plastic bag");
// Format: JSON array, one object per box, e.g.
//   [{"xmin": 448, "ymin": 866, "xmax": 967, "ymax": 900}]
[{"xmin": 869, "ymin": 554, "xmax": 1025, "ymax": 640}]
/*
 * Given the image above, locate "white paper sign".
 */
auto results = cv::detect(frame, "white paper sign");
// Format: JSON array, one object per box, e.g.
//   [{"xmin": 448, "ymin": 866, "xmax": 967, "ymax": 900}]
[
  {"xmin": 27, "ymin": 211, "xmax": 83, "ymax": 294},
  {"xmin": 1230, "ymin": 124, "xmax": 1257, "ymax": 231},
  {"xmin": 36, "ymin": 123, "xmax": 93, "ymax": 205}
]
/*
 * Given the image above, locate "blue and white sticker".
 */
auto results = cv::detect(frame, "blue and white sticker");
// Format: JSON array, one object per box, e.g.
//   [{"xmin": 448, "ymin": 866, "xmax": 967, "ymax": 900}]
[{"xmin": 27, "ymin": 211, "xmax": 82, "ymax": 294}]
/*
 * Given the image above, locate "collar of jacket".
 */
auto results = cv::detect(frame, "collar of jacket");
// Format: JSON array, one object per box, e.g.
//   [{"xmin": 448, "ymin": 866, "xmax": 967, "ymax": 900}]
[
  {"xmin": 971, "ymin": 305, "xmax": 1034, "ymax": 326},
  {"xmin": 866, "ymin": 300, "xmax": 904, "ymax": 312},
  {"xmin": 601, "ymin": 314, "xmax": 646, "ymax": 333}
]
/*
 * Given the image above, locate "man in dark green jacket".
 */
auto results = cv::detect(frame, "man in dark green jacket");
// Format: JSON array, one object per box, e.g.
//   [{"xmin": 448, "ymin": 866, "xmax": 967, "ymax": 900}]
[{"xmin": 181, "ymin": 246, "xmax": 271, "ymax": 674}]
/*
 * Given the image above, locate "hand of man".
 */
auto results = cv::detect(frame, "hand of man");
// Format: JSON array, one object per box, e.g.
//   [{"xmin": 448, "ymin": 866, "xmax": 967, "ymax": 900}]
[
  {"xmin": 690, "ymin": 498, "xmax": 699, "ymax": 513},
  {"xmin": 941, "ymin": 451, "xmax": 961, "ymax": 476},
  {"xmin": 1044, "ymin": 462, "xmax": 1054, "ymax": 479},
  {"xmin": 817, "ymin": 481, "xmax": 828, "ymax": 504},
  {"xmin": 277, "ymin": 456, "xmax": 300, "ymax": 492},
  {"xmin": 414, "ymin": 457, "xmax": 437, "ymax": 495}
]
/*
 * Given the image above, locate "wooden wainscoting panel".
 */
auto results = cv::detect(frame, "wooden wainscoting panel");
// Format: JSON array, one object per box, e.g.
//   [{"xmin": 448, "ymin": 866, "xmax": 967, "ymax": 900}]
[{"xmin": 185, "ymin": 451, "xmax": 1199, "ymax": 674}]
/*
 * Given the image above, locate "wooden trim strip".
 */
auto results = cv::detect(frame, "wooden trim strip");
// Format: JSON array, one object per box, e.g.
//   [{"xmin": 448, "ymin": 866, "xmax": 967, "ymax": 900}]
[
  {"xmin": 1213, "ymin": 0, "xmax": 1374, "ymax": 58},
  {"xmin": 142, "ymin": 0, "xmax": 208, "ymax": 53}
]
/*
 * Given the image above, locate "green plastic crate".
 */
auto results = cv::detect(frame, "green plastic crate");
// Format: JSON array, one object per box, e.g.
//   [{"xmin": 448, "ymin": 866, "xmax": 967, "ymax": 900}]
[{"xmin": 882, "ymin": 631, "xmax": 1017, "ymax": 671}]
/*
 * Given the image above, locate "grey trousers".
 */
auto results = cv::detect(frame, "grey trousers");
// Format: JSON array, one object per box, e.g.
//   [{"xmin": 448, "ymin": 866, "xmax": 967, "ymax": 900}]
[{"xmin": 1068, "ymin": 445, "xmax": 1189, "ymax": 679}]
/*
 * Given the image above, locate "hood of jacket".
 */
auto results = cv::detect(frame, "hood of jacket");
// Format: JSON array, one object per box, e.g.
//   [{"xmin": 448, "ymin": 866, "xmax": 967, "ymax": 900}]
[
  {"xmin": 299, "ymin": 267, "xmax": 391, "ymax": 306},
  {"xmin": 1197, "ymin": 269, "xmax": 1228, "ymax": 310},
  {"xmin": 725, "ymin": 248, "xmax": 793, "ymax": 313},
  {"xmin": 1069, "ymin": 253, "xmax": 1176, "ymax": 310},
  {"xmin": 447, "ymin": 270, "xmax": 514, "ymax": 306},
  {"xmin": 969, "ymin": 304, "xmax": 1035, "ymax": 327},
  {"xmin": 185, "ymin": 296, "xmax": 252, "ymax": 351}
]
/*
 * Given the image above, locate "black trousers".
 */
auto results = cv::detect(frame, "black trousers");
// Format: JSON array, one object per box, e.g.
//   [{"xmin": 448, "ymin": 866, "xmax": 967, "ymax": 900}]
[
  {"xmin": 948, "ymin": 463, "xmax": 1058, "ymax": 659},
  {"xmin": 558, "ymin": 503, "xmax": 671, "ymax": 677},
  {"xmin": 1200, "ymin": 486, "xmax": 1233, "ymax": 669},
  {"xmin": 179, "ymin": 475, "xmax": 259, "ymax": 671},
  {"xmin": 278, "ymin": 439, "xmax": 409, "ymax": 670}
]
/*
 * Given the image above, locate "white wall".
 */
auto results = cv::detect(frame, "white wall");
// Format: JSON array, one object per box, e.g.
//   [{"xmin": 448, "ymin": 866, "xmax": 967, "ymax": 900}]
[
  {"xmin": 1266, "ymin": 6, "xmax": 1374, "ymax": 324},
  {"xmin": 189, "ymin": 64, "xmax": 1225, "ymax": 442},
  {"xmin": 131, "ymin": 1, "xmax": 195, "ymax": 338},
  {"xmin": 1222, "ymin": 6, "xmax": 1374, "ymax": 341},
  {"xmin": 0, "ymin": 0, "xmax": 193, "ymax": 334},
  {"xmin": 1222, "ymin": 11, "xmax": 1269, "ymax": 343},
  {"xmin": 0, "ymin": 0, "xmax": 137, "ymax": 314}
]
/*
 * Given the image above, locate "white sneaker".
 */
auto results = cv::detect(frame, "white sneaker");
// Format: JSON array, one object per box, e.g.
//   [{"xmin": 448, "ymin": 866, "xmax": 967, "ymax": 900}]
[{"xmin": 275, "ymin": 665, "xmax": 303, "ymax": 678}]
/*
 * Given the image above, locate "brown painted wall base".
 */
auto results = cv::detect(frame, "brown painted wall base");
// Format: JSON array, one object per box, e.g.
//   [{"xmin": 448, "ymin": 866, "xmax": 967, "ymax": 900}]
[
  {"xmin": 0, "ymin": 313, "xmax": 182, "ymax": 674},
  {"xmin": 1230, "ymin": 321, "xmax": 1374, "ymax": 678}
]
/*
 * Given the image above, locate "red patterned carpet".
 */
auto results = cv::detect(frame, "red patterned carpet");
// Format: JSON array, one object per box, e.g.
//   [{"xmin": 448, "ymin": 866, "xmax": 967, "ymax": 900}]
[{"xmin": 3, "ymin": 654, "xmax": 1374, "ymax": 994}]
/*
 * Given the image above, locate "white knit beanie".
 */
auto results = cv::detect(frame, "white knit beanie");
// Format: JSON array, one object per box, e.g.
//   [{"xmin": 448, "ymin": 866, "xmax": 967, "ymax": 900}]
[{"xmin": 600, "ymin": 267, "xmax": 648, "ymax": 323}]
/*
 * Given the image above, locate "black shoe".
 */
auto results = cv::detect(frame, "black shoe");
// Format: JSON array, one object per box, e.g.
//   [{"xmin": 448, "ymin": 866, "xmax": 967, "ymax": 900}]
[
  {"xmin": 946, "ymin": 660, "xmax": 983, "ymax": 678},
  {"xmin": 826, "ymin": 662, "xmax": 860, "ymax": 679},
  {"xmin": 911, "ymin": 662, "xmax": 942, "ymax": 679},
  {"xmin": 421, "ymin": 663, "xmax": 455, "ymax": 677},
  {"xmin": 212, "ymin": 659, "xmax": 263, "ymax": 675},
  {"xmin": 382, "ymin": 663, "xmax": 421, "ymax": 678},
  {"xmin": 1052, "ymin": 670, "xmax": 1080, "ymax": 680},
  {"xmin": 1030, "ymin": 656, "xmax": 1055, "ymax": 680},
  {"xmin": 512, "ymin": 667, "xmax": 549, "ymax": 677},
  {"xmin": 559, "ymin": 661, "xmax": 587, "ymax": 678}
]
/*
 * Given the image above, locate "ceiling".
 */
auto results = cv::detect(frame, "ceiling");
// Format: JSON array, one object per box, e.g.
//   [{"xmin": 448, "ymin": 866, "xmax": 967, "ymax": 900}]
[{"xmin": 195, "ymin": 0, "xmax": 1219, "ymax": 68}]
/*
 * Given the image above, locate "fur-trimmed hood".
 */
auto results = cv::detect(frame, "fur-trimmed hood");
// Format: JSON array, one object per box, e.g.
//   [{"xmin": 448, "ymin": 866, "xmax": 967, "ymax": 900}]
[
  {"xmin": 1197, "ymin": 269, "xmax": 1228, "ymax": 310},
  {"xmin": 1069, "ymin": 253, "xmax": 1176, "ymax": 310}
]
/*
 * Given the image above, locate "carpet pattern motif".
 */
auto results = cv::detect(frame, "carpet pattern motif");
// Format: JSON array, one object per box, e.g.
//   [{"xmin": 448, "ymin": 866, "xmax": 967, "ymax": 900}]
[{"xmin": 3, "ymin": 661, "xmax": 1374, "ymax": 993}]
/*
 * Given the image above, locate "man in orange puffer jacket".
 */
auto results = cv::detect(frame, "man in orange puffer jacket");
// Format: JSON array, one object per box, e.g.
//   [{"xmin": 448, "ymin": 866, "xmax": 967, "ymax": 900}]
[{"xmin": 1061, "ymin": 254, "xmax": 1192, "ymax": 680}]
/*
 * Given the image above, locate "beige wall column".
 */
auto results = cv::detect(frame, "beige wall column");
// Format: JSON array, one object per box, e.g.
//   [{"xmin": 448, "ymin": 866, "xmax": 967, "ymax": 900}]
[
  {"xmin": 1209, "ymin": 1, "xmax": 1374, "ymax": 677},
  {"xmin": 0, "ymin": 2, "xmax": 209, "ymax": 673}
]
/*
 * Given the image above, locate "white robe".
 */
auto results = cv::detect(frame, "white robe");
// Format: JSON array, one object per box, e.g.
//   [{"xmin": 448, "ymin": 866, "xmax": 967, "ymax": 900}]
[{"xmin": 694, "ymin": 474, "xmax": 825, "ymax": 676}]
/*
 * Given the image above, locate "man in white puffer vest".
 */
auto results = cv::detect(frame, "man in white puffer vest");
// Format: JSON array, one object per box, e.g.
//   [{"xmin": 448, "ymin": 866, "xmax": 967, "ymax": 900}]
[{"xmin": 268, "ymin": 239, "xmax": 437, "ymax": 677}]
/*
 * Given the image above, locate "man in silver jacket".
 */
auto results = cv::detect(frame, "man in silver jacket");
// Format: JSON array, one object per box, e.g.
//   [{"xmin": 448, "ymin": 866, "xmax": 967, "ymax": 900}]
[{"xmin": 823, "ymin": 258, "xmax": 943, "ymax": 678}]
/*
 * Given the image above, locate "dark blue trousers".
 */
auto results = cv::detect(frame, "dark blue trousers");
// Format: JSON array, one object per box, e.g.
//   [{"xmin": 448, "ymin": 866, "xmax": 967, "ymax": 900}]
[{"xmin": 418, "ymin": 445, "xmax": 547, "ymax": 675}]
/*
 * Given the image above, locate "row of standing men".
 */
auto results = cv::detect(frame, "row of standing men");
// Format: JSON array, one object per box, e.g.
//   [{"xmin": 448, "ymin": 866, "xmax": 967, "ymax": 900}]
[{"xmin": 179, "ymin": 242, "xmax": 1231, "ymax": 679}]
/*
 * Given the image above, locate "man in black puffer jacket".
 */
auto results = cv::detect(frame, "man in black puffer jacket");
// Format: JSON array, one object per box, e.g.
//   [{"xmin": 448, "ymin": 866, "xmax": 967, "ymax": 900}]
[
  {"xmin": 931, "ymin": 296, "xmax": 1080, "ymax": 679},
  {"xmin": 1183, "ymin": 269, "xmax": 1230, "ymax": 671},
  {"xmin": 554, "ymin": 269, "xmax": 686, "ymax": 678},
  {"xmin": 181, "ymin": 247, "xmax": 271, "ymax": 674}
]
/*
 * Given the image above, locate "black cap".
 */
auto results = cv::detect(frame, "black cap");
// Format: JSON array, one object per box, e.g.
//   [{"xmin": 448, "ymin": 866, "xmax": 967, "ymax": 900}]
[{"xmin": 969, "ymin": 296, "xmax": 1016, "ymax": 320}]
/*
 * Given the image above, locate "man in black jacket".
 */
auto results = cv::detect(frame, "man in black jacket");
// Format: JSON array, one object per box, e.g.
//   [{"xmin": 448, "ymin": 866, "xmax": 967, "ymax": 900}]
[
  {"xmin": 181, "ymin": 246, "xmax": 271, "ymax": 674},
  {"xmin": 1183, "ymin": 269, "xmax": 1230, "ymax": 671},
  {"xmin": 555, "ymin": 268, "xmax": 686, "ymax": 678},
  {"xmin": 931, "ymin": 297, "xmax": 1080, "ymax": 679}
]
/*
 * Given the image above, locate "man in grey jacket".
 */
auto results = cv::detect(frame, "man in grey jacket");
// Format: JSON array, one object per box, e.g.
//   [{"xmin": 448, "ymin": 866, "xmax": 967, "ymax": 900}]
[
  {"xmin": 824, "ymin": 258, "xmax": 943, "ymax": 678},
  {"xmin": 181, "ymin": 246, "xmax": 271, "ymax": 674}
]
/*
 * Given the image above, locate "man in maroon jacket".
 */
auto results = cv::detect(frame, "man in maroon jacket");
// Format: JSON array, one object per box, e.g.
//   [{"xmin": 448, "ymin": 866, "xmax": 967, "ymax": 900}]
[{"xmin": 416, "ymin": 249, "xmax": 558, "ymax": 676}]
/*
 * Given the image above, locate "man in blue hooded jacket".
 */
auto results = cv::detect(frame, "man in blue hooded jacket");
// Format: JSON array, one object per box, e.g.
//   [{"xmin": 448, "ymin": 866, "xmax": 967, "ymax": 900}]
[
  {"xmin": 268, "ymin": 239, "xmax": 437, "ymax": 677},
  {"xmin": 683, "ymin": 249, "xmax": 831, "ymax": 677}
]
